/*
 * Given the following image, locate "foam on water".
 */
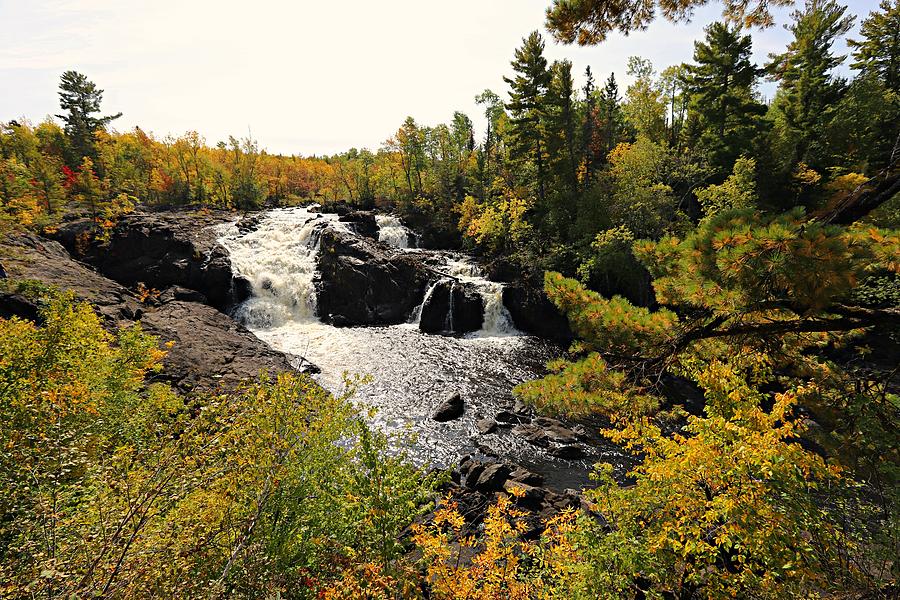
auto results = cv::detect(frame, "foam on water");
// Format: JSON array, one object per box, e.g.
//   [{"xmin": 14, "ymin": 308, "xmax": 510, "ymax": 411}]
[
  {"xmin": 216, "ymin": 207, "xmax": 622, "ymax": 488},
  {"xmin": 376, "ymin": 214, "xmax": 415, "ymax": 249}
]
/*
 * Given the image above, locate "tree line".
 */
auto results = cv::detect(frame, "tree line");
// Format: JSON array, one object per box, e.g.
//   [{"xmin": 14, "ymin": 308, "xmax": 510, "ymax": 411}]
[{"xmin": 2, "ymin": 0, "xmax": 899, "ymax": 597}]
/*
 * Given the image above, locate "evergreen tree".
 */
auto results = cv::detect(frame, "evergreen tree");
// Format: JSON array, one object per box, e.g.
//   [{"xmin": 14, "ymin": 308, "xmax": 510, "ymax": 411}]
[
  {"xmin": 474, "ymin": 89, "xmax": 505, "ymax": 193},
  {"xmin": 848, "ymin": 0, "xmax": 900, "ymax": 93},
  {"xmin": 545, "ymin": 60, "xmax": 580, "ymax": 239},
  {"xmin": 547, "ymin": 60, "xmax": 579, "ymax": 195},
  {"xmin": 685, "ymin": 22, "xmax": 766, "ymax": 174},
  {"xmin": 504, "ymin": 31, "xmax": 552, "ymax": 205},
  {"xmin": 56, "ymin": 71, "xmax": 121, "ymax": 166},
  {"xmin": 581, "ymin": 66, "xmax": 598, "ymax": 178},
  {"xmin": 545, "ymin": 0, "xmax": 794, "ymax": 44},
  {"xmin": 598, "ymin": 73, "xmax": 626, "ymax": 159},
  {"xmin": 767, "ymin": 0, "xmax": 855, "ymax": 172}
]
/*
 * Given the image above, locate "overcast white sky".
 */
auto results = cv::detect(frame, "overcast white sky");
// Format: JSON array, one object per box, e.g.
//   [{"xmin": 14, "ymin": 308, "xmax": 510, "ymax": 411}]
[{"xmin": 0, "ymin": 0, "xmax": 880, "ymax": 156}]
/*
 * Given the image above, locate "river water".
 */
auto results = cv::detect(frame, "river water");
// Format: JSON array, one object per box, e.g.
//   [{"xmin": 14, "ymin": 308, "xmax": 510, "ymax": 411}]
[{"xmin": 217, "ymin": 207, "xmax": 622, "ymax": 489}]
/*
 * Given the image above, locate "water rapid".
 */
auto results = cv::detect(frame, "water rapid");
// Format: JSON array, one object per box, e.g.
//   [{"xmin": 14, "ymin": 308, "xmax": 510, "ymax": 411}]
[
  {"xmin": 218, "ymin": 207, "xmax": 618, "ymax": 488},
  {"xmin": 376, "ymin": 214, "xmax": 415, "ymax": 248}
]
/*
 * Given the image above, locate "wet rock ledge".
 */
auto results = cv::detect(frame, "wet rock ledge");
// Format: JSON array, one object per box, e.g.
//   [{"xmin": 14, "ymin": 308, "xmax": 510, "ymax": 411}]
[
  {"xmin": 52, "ymin": 209, "xmax": 251, "ymax": 311},
  {"xmin": 0, "ymin": 231, "xmax": 311, "ymax": 392}
]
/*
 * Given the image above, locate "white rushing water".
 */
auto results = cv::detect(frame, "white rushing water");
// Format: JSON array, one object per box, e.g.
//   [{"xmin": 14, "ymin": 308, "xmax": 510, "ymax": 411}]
[
  {"xmin": 220, "ymin": 207, "xmax": 345, "ymax": 328},
  {"xmin": 217, "ymin": 207, "xmax": 619, "ymax": 487},
  {"xmin": 444, "ymin": 256, "xmax": 517, "ymax": 336},
  {"xmin": 376, "ymin": 214, "xmax": 414, "ymax": 249}
]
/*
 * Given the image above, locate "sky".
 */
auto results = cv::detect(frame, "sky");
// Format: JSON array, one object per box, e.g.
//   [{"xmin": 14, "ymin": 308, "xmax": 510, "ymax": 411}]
[{"xmin": 0, "ymin": 0, "xmax": 882, "ymax": 156}]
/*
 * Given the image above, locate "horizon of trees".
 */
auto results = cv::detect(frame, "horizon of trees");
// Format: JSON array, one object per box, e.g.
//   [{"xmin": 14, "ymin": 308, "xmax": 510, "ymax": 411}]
[{"xmin": 2, "ymin": 0, "xmax": 899, "ymax": 597}]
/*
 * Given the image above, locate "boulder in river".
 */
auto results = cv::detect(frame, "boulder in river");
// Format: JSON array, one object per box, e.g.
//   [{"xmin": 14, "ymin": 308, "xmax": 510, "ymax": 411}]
[
  {"xmin": 476, "ymin": 418, "xmax": 498, "ymax": 435},
  {"xmin": 315, "ymin": 228, "xmax": 429, "ymax": 326},
  {"xmin": 338, "ymin": 211, "xmax": 378, "ymax": 239},
  {"xmin": 502, "ymin": 284, "xmax": 572, "ymax": 342},
  {"xmin": 419, "ymin": 279, "xmax": 484, "ymax": 334},
  {"xmin": 432, "ymin": 392, "xmax": 464, "ymax": 422}
]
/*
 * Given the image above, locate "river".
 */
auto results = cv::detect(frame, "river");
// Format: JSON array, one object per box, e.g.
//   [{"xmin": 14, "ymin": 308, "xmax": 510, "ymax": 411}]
[{"xmin": 217, "ymin": 207, "xmax": 625, "ymax": 489}]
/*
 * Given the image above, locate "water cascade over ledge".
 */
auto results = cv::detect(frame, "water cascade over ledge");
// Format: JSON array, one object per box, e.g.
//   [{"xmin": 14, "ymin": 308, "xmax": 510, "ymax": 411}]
[{"xmin": 218, "ymin": 207, "xmax": 624, "ymax": 489}]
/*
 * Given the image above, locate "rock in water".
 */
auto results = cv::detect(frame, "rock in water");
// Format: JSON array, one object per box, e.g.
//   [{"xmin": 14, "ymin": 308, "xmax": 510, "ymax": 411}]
[
  {"xmin": 433, "ymin": 392, "xmax": 464, "ymax": 422},
  {"xmin": 472, "ymin": 462, "xmax": 511, "ymax": 493},
  {"xmin": 338, "ymin": 211, "xmax": 378, "ymax": 239},
  {"xmin": 551, "ymin": 445, "xmax": 587, "ymax": 460},
  {"xmin": 476, "ymin": 418, "xmax": 498, "ymax": 435},
  {"xmin": 419, "ymin": 279, "xmax": 484, "ymax": 334},
  {"xmin": 502, "ymin": 284, "xmax": 572, "ymax": 341},
  {"xmin": 315, "ymin": 228, "xmax": 429, "ymax": 326}
]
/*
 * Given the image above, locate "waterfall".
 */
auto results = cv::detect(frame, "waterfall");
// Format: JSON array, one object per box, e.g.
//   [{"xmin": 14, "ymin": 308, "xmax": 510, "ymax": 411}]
[
  {"xmin": 476, "ymin": 281, "xmax": 516, "ymax": 336},
  {"xmin": 445, "ymin": 256, "xmax": 517, "ymax": 336},
  {"xmin": 446, "ymin": 280, "xmax": 456, "ymax": 332},
  {"xmin": 220, "ymin": 208, "xmax": 517, "ymax": 338},
  {"xmin": 218, "ymin": 207, "xmax": 343, "ymax": 328},
  {"xmin": 376, "ymin": 214, "xmax": 415, "ymax": 248},
  {"xmin": 409, "ymin": 279, "xmax": 443, "ymax": 325}
]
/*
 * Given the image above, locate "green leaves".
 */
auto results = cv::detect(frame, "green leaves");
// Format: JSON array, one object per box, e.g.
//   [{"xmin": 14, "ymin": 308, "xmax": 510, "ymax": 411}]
[{"xmin": 0, "ymin": 296, "xmax": 439, "ymax": 598}]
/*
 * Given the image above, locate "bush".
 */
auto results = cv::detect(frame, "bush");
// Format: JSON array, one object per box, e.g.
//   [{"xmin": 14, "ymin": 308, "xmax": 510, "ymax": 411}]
[{"xmin": 0, "ymin": 294, "xmax": 439, "ymax": 599}]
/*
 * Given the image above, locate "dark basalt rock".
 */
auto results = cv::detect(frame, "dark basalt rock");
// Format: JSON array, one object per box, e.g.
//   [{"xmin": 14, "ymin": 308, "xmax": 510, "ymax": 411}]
[
  {"xmin": 235, "ymin": 213, "xmax": 265, "ymax": 235},
  {"xmin": 471, "ymin": 462, "xmax": 511, "ymax": 493},
  {"xmin": 476, "ymin": 418, "xmax": 498, "ymax": 435},
  {"xmin": 0, "ymin": 292, "xmax": 40, "ymax": 323},
  {"xmin": 551, "ymin": 445, "xmax": 588, "ymax": 460},
  {"xmin": 419, "ymin": 279, "xmax": 484, "ymax": 334},
  {"xmin": 512, "ymin": 418, "xmax": 579, "ymax": 447},
  {"xmin": 433, "ymin": 392, "xmax": 464, "ymax": 422},
  {"xmin": 159, "ymin": 285, "xmax": 208, "ymax": 305},
  {"xmin": 0, "ymin": 233, "xmax": 312, "ymax": 392},
  {"xmin": 52, "ymin": 210, "xmax": 247, "ymax": 312},
  {"xmin": 338, "ymin": 211, "xmax": 378, "ymax": 239},
  {"xmin": 315, "ymin": 228, "xmax": 429, "ymax": 326},
  {"xmin": 502, "ymin": 284, "xmax": 572, "ymax": 342}
]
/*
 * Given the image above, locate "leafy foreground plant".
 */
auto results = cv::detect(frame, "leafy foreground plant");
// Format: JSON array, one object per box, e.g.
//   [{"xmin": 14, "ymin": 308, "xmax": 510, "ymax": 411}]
[
  {"xmin": 0, "ymin": 294, "xmax": 438, "ymax": 599},
  {"xmin": 510, "ymin": 207, "xmax": 900, "ymax": 598}
]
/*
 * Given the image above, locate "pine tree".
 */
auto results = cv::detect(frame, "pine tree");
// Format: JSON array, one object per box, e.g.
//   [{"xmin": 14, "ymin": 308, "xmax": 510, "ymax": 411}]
[
  {"xmin": 848, "ymin": 0, "xmax": 900, "ymax": 93},
  {"xmin": 767, "ymin": 0, "xmax": 855, "ymax": 171},
  {"xmin": 685, "ymin": 22, "xmax": 766, "ymax": 174},
  {"xmin": 504, "ymin": 31, "xmax": 552, "ymax": 205},
  {"xmin": 598, "ymin": 74, "xmax": 626, "ymax": 159},
  {"xmin": 547, "ymin": 59, "xmax": 579, "ymax": 195},
  {"xmin": 581, "ymin": 66, "xmax": 598, "ymax": 178},
  {"xmin": 56, "ymin": 71, "xmax": 121, "ymax": 166}
]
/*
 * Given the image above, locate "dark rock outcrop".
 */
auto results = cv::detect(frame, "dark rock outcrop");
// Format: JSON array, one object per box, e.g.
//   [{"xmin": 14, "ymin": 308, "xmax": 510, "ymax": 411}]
[
  {"xmin": 52, "ymin": 211, "xmax": 248, "ymax": 311},
  {"xmin": 315, "ymin": 228, "xmax": 429, "ymax": 326},
  {"xmin": 502, "ymin": 284, "xmax": 572, "ymax": 342},
  {"xmin": 0, "ymin": 292, "xmax": 40, "ymax": 323},
  {"xmin": 139, "ymin": 300, "xmax": 308, "ymax": 390},
  {"xmin": 338, "ymin": 211, "xmax": 378, "ymax": 239},
  {"xmin": 433, "ymin": 392, "xmax": 464, "ymax": 422},
  {"xmin": 419, "ymin": 279, "xmax": 484, "ymax": 334},
  {"xmin": 512, "ymin": 417, "xmax": 579, "ymax": 447},
  {"xmin": 0, "ymin": 233, "xmax": 309, "ymax": 391},
  {"xmin": 470, "ymin": 462, "xmax": 511, "ymax": 493},
  {"xmin": 476, "ymin": 418, "xmax": 498, "ymax": 435}
]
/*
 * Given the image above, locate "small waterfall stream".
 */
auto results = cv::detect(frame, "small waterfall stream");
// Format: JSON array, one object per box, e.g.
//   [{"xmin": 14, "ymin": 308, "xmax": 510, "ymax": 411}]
[
  {"xmin": 218, "ymin": 207, "xmax": 620, "ymax": 489},
  {"xmin": 376, "ymin": 214, "xmax": 415, "ymax": 249}
]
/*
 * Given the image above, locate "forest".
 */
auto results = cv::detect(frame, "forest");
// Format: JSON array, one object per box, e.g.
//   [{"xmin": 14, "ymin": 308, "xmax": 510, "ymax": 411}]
[{"xmin": 1, "ymin": 0, "xmax": 899, "ymax": 597}]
